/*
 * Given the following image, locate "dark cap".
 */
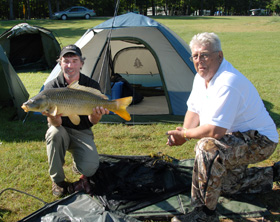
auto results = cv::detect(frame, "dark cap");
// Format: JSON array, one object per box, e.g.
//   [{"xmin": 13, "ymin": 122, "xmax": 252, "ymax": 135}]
[{"xmin": 60, "ymin": 44, "xmax": 82, "ymax": 58}]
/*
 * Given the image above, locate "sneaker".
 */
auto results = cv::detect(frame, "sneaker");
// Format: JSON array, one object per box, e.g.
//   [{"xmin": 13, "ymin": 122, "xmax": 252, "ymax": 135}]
[
  {"xmin": 273, "ymin": 161, "xmax": 280, "ymax": 182},
  {"xmin": 71, "ymin": 175, "xmax": 94, "ymax": 195},
  {"xmin": 52, "ymin": 181, "xmax": 73, "ymax": 197},
  {"xmin": 172, "ymin": 207, "xmax": 219, "ymax": 222}
]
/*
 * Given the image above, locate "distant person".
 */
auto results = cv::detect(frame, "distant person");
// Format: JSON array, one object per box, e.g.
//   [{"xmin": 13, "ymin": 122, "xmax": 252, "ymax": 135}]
[
  {"xmin": 167, "ymin": 32, "xmax": 279, "ymax": 221},
  {"xmin": 43, "ymin": 44, "xmax": 109, "ymax": 197}
]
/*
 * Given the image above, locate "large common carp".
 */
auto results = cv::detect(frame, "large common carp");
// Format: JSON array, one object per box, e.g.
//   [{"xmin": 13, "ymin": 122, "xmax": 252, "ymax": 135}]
[{"xmin": 21, "ymin": 81, "xmax": 132, "ymax": 124}]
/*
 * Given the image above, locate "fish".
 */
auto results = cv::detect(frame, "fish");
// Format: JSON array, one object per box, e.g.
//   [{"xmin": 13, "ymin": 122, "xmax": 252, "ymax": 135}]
[{"xmin": 21, "ymin": 81, "xmax": 132, "ymax": 124}]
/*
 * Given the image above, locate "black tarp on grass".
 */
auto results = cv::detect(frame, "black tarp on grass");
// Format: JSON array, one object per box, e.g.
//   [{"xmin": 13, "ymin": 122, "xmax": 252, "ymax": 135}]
[{"xmin": 19, "ymin": 154, "xmax": 272, "ymax": 221}]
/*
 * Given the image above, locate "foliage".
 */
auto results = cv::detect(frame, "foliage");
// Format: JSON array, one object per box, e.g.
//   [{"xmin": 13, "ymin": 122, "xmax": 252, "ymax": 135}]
[
  {"xmin": 0, "ymin": 16, "xmax": 280, "ymax": 222},
  {"xmin": 0, "ymin": 0, "xmax": 279, "ymax": 20},
  {"xmin": 269, "ymin": 0, "xmax": 280, "ymax": 14}
]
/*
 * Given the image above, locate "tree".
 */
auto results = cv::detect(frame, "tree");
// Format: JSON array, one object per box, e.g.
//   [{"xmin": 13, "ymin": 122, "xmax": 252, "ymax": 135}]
[
  {"xmin": 270, "ymin": 0, "xmax": 280, "ymax": 14},
  {"xmin": 9, "ymin": 0, "xmax": 14, "ymax": 20},
  {"xmin": 55, "ymin": 0, "xmax": 60, "ymax": 12},
  {"xmin": 152, "ymin": 0, "xmax": 155, "ymax": 15},
  {"xmin": 26, "ymin": 0, "xmax": 31, "ymax": 19},
  {"xmin": 1, "ymin": 0, "xmax": 278, "ymax": 19},
  {"xmin": 47, "ymin": 0, "xmax": 53, "ymax": 18}
]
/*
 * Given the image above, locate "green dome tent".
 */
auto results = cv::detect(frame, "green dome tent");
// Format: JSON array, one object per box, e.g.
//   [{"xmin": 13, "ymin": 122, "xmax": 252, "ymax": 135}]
[
  {"xmin": 0, "ymin": 23, "xmax": 61, "ymax": 72},
  {"xmin": 0, "ymin": 45, "xmax": 29, "ymax": 120}
]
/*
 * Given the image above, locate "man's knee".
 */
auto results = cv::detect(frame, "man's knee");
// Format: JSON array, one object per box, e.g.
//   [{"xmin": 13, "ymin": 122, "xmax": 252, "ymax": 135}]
[
  {"xmin": 196, "ymin": 137, "xmax": 220, "ymax": 153},
  {"xmin": 46, "ymin": 126, "xmax": 67, "ymax": 144},
  {"xmin": 78, "ymin": 161, "xmax": 99, "ymax": 177}
]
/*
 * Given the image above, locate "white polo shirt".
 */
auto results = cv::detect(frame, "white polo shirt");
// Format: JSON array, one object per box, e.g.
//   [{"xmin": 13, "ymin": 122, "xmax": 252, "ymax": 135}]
[{"xmin": 187, "ymin": 58, "xmax": 279, "ymax": 143}]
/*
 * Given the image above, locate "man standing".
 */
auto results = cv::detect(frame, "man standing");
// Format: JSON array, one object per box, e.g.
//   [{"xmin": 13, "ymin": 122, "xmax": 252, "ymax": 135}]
[
  {"xmin": 167, "ymin": 33, "xmax": 279, "ymax": 221},
  {"xmin": 43, "ymin": 44, "xmax": 109, "ymax": 197}
]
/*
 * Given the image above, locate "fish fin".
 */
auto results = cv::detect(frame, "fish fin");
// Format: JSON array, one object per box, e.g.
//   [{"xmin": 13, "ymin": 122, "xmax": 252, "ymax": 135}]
[
  {"xmin": 68, "ymin": 115, "xmax": 81, "ymax": 125},
  {"xmin": 68, "ymin": 80, "xmax": 108, "ymax": 100},
  {"xmin": 113, "ymin": 96, "xmax": 133, "ymax": 121},
  {"xmin": 48, "ymin": 105, "xmax": 58, "ymax": 116}
]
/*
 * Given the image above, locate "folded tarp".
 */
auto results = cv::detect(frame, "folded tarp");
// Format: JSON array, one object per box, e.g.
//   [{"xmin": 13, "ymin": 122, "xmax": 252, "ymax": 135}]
[{"xmin": 20, "ymin": 192, "xmax": 140, "ymax": 222}]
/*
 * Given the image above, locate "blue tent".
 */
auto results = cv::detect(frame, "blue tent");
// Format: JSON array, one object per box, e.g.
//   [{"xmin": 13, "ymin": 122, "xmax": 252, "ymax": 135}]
[{"xmin": 44, "ymin": 13, "xmax": 196, "ymax": 123}]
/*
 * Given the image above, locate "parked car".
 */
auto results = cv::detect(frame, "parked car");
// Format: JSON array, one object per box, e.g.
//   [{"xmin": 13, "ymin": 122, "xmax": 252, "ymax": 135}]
[{"xmin": 53, "ymin": 6, "xmax": 96, "ymax": 20}]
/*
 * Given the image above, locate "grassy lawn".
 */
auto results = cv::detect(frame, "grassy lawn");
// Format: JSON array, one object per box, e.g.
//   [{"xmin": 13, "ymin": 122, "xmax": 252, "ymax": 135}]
[{"xmin": 0, "ymin": 16, "xmax": 279, "ymax": 221}]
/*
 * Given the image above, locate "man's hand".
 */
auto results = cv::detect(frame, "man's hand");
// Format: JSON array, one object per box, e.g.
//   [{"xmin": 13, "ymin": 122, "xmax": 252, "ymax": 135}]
[
  {"xmin": 42, "ymin": 112, "xmax": 62, "ymax": 127},
  {"xmin": 166, "ymin": 127, "xmax": 187, "ymax": 146},
  {"xmin": 88, "ymin": 106, "xmax": 109, "ymax": 125}
]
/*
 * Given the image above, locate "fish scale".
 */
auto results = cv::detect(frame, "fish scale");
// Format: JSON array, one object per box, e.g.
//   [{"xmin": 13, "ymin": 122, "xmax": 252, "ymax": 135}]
[{"xmin": 49, "ymin": 89, "xmax": 114, "ymax": 116}]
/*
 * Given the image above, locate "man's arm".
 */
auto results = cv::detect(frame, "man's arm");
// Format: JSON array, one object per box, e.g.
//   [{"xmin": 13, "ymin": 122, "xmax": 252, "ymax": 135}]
[
  {"xmin": 166, "ymin": 110, "xmax": 227, "ymax": 146},
  {"xmin": 184, "ymin": 124, "xmax": 227, "ymax": 140},
  {"xmin": 166, "ymin": 110, "xmax": 199, "ymax": 146},
  {"xmin": 183, "ymin": 110, "xmax": 200, "ymax": 129}
]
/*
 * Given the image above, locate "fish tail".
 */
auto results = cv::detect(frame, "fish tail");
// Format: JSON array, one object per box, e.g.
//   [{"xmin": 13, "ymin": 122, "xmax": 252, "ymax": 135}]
[{"xmin": 113, "ymin": 96, "xmax": 133, "ymax": 121}]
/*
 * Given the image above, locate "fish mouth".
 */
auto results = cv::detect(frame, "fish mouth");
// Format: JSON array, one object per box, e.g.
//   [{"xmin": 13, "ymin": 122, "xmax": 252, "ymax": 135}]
[{"xmin": 21, "ymin": 104, "xmax": 29, "ymax": 112}]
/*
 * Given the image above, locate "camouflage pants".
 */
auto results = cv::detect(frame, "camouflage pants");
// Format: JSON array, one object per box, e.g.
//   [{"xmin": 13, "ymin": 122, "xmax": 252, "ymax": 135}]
[{"xmin": 191, "ymin": 130, "xmax": 277, "ymax": 210}]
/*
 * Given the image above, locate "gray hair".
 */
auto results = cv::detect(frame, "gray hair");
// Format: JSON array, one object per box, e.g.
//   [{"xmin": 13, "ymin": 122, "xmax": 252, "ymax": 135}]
[{"xmin": 189, "ymin": 32, "xmax": 222, "ymax": 52}]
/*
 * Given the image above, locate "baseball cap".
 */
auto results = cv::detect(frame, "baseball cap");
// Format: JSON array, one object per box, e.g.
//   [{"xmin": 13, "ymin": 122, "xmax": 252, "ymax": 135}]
[{"xmin": 60, "ymin": 44, "xmax": 82, "ymax": 58}]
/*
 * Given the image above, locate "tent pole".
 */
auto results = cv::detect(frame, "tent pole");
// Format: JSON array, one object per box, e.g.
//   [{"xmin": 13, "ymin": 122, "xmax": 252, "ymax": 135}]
[
  {"xmin": 22, "ymin": 112, "xmax": 29, "ymax": 124},
  {"xmin": 98, "ymin": 0, "xmax": 120, "ymax": 91}
]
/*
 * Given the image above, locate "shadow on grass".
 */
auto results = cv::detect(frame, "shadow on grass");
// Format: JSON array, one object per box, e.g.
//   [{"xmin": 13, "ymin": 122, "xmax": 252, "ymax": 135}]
[
  {"xmin": 0, "ymin": 107, "xmax": 47, "ymax": 142},
  {"xmin": 263, "ymin": 100, "xmax": 280, "ymax": 128},
  {"xmin": 0, "ymin": 208, "xmax": 11, "ymax": 222},
  {"xmin": 151, "ymin": 15, "xmax": 233, "ymax": 20}
]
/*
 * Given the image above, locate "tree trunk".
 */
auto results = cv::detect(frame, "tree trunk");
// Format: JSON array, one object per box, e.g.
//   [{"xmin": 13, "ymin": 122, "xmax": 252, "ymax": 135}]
[
  {"xmin": 48, "ymin": 0, "xmax": 53, "ymax": 18},
  {"xmin": 56, "ymin": 0, "xmax": 60, "ymax": 12},
  {"xmin": 26, "ymin": 0, "xmax": 31, "ymax": 19},
  {"xmin": 200, "ymin": 0, "xmax": 204, "ymax": 15},
  {"xmin": 152, "ymin": 0, "xmax": 155, "ymax": 16},
  {"xmin": 9, "ymin": 0, "xmax": 14, "ymax": 20}
]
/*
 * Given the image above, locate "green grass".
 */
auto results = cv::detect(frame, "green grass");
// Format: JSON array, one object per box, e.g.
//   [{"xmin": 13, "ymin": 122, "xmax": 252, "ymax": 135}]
[{"xmin": 0, "ymin": 16, "xmax": 280, "ymax": 222}]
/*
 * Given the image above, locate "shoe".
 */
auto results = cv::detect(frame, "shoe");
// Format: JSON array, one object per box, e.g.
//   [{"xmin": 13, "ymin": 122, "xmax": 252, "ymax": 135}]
[
  {"xmin": 172, "ymin": 207, "xmax": 219, "ymax": 222},
  {"xmin": 52, "ymin": 181, "xmax": 73, "ymax": 197},
  {"xmin": 71, "ymin": 175, "xmax": 94, "ymax": 195},
  {"xmin": 273, "ymin": 161, "xmax": 280, "ymax": 182}
]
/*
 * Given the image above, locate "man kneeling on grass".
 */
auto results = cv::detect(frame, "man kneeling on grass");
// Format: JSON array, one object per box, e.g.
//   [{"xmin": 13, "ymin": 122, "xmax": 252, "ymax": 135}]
[
  {"xmin": 167, "ymin": 32, "xmax": 279, "ymax": 222},
  {"xmin": 43, "ymin": 45, "xmax": 109, "ymax": 197}
]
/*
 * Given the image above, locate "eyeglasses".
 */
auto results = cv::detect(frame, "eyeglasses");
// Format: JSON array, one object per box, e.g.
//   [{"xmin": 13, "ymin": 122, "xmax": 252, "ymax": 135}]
[{"xmin": 189, "ymin": 51, "xmax": 218, "ymax": 62}]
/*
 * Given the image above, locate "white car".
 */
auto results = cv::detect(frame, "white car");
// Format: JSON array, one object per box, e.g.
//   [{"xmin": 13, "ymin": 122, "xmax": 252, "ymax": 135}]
[{"xmin": 53, "ymin": 6, "xmax": 96, "ymax": 20}]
